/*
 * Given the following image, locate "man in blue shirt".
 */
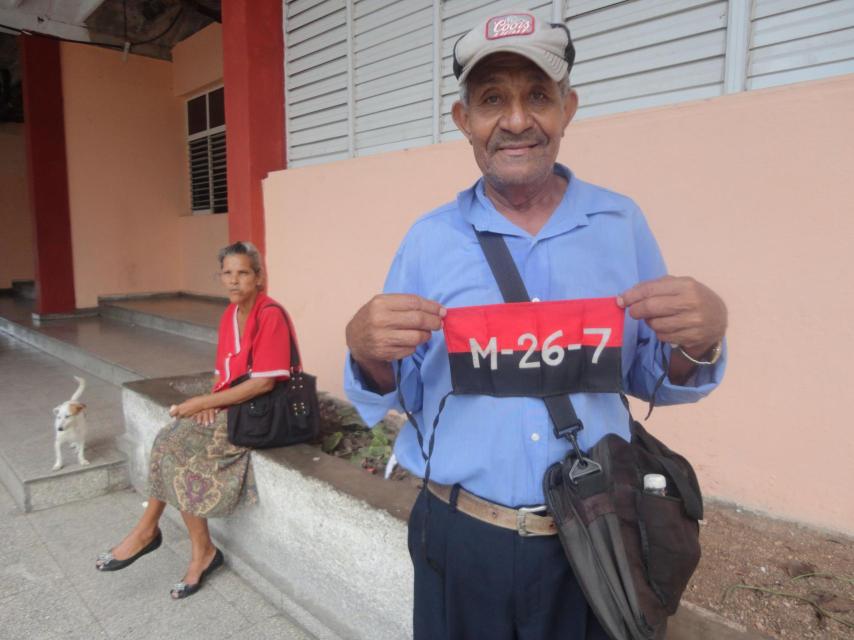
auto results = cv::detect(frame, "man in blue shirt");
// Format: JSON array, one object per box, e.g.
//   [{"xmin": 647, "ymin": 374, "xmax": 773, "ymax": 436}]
[{"xmin": 345, "ymin": 12, "xmax": 727, "ymax": 640}]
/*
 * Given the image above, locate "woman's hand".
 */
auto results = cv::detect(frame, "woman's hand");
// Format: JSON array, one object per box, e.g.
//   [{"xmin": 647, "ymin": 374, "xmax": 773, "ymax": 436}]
[
  {"xmin": 192, "ymin": 408, "xmax": 219, "ymax": 426},
  {"xmin": 169, "ymin": 396, "xmax": 212, "ymax": 420},
  {"xmin": 168, "ymin": 378, "xmax": 273, "ymax": 425}
]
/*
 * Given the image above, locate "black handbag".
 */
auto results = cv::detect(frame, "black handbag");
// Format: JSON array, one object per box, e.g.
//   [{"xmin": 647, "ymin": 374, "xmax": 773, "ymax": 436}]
[
  {"xmin": 475, "ymin": 229, "xmax": 702, "ymax": 640},
  {"xmin": 226, "ymin": 303, "xmax": 320, "ymax": 448}
]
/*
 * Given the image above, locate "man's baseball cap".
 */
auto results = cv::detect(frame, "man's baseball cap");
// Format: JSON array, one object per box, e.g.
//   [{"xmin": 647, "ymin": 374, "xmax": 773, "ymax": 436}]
[{"xmin": 453, "ymin": 12, "xmax": 575, "ymax": 84}]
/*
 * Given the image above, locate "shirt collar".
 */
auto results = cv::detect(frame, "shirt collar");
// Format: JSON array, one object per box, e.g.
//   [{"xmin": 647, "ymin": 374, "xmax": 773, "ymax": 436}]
[
  {"xmin": 232, "ymin": 292, "xmax": 270, "ymax": 354},
  {"xmin": 457, "ymin": 164, "xmax": 601, "ymax": 240}
]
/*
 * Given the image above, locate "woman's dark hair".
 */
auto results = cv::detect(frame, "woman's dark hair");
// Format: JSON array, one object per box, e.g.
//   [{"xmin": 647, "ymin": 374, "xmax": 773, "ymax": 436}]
[{"xmin": 218, "ymin": 241, "xmax": 262, "ymax": 273}]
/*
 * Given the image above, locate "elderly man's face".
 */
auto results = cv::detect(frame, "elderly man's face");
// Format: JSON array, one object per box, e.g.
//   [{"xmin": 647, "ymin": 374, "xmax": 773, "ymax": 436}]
[{"xmin": 452, "ymin": 53, "xmax": 577, "ymax": 190}]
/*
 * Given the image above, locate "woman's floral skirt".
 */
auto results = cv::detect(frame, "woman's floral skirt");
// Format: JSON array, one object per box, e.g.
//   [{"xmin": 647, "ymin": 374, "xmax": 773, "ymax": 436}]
[{"xmin": 147, "ymin": 411, "xmax": 257, "ymax": 518}]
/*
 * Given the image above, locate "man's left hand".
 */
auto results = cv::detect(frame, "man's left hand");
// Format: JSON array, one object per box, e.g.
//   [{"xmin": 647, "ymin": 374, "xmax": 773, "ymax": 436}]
[{"xmin": 618, "ymin": 275, "xmax": 727, "ymax": 359}]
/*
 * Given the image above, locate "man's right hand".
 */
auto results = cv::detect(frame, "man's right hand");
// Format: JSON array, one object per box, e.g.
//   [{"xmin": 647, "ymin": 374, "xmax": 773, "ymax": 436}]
[{"xmin": 346, "ymin": 294, "xmax": 446, "ymax": 393}]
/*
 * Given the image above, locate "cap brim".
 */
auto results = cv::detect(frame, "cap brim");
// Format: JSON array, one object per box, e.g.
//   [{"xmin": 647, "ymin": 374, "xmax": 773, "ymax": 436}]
[{"xmin": 458, "ymin": 43, "xmax": 567, "ymax": 85}]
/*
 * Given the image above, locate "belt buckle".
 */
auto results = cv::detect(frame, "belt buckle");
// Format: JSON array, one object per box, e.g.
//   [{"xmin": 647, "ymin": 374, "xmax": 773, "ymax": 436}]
[{"xmin": 516, "ymin": 505, "xmax": 548, "ymax": 537}]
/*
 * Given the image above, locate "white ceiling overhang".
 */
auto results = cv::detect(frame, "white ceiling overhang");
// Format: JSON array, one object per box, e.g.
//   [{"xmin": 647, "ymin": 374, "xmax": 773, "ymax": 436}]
[{"xmin": 0, "ymin": 0, "xmax": 109, "ymax": 41}]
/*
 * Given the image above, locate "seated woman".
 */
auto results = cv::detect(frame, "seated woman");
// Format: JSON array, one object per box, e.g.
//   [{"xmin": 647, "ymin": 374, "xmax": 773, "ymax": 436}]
[{"xmin": 96, "ymin": 241, "xmax": 294, "ymax": 599}]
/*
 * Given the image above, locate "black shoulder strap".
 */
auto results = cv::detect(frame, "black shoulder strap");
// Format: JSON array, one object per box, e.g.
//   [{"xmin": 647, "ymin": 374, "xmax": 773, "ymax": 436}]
[
  {"xmin": 473, "ymin": 228, "xmax": 582, "ymax": 438},
  {"xmin": 246, "ymin": 303, "xmax": 303, "ymax": 373},
  {"xmin": 475, "ymin": 231, "xmax": 530, "ymax": 303}
]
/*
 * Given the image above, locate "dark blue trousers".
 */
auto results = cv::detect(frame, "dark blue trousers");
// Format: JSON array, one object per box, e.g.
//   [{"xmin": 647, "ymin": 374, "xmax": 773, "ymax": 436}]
[{"xmin": 408, "ymin": 488, "xmax": 610, "ymax": 640}]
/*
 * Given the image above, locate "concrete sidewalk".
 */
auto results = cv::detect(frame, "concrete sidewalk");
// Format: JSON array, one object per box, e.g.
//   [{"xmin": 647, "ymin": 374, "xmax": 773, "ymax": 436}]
[{"xmin": 0, "ymin": 481, "xmax": 312, "ymax": 640}]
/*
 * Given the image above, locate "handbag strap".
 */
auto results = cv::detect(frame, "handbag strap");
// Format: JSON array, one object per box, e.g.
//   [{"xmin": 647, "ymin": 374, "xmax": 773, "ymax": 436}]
[
  {"xmin": 473, "ymin": 229, "xmax": 598, "ymax": 480},
  {"xmin": 245, "ymin": 303, "xmax": 303, "ymax": 374}
]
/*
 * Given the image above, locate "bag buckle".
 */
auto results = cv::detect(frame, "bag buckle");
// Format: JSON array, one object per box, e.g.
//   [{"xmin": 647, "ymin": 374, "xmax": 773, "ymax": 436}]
[
  {"xmin": 562, "ymin": 430, "xmax": 602, "ymax": 483},
  {"xmin": 569, "ymin": 456, "xmax": 602, "ymax": 482},
  {"xmin": 516, "ymin": 505, "xmax": 548, "ymax": 537},
  {"xmin": 553, "ymin": 421, "xmax": 583, "ymax": 441}
]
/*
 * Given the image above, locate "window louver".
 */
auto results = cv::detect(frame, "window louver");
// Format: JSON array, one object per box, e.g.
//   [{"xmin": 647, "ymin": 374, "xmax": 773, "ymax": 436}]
[
  {"xmin": 210, "ymin": 131, "xmax": 228, "ymax": 214},
  {"xmin": 190, "ymin": 137, "xmax": 212, "ymax": 211},
  {"xmin": 187, "ymin": 87, "xmax": 227, "ymax": 214}
]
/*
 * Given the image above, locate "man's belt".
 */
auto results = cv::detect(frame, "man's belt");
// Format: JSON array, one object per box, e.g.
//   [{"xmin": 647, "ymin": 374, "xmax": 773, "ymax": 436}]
[{"xmin": 427, "ymin": 482, "xmax": 557, "ymax": 537}]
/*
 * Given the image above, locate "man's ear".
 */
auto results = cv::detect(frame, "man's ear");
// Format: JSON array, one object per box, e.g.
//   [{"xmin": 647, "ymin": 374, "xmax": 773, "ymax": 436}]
[
  {"xmin": 451, "ymin": 101, "xmax": 472, "ymax": 144},
  {"xmin": 561, "ymin": 88, "xmax": 579, "ymax": 135}
]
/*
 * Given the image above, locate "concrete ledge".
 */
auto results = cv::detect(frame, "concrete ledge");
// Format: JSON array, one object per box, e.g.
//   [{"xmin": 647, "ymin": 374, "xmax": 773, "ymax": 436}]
[
  {"xmin": 0, "ymin": 443, "xmax": 129, "ymax": 513},
  {"xmin": 122, "ymin": 373, "xmax": 415, "ymax": 640},
  {"xmin": 121, "ymin": 373, "xmax": 766, "ymax": 640},
  {"xmin": 31, "ymin": 307, "xmax": 99, "ymax": 322},
  {"xmin": 28, "ymin": 456, "xmax": 129, "ymax": 512}
]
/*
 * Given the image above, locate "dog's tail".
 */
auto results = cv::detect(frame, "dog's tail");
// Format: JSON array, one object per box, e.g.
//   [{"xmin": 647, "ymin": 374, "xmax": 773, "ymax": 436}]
[{"xmin": 70, "ymin": 376, "xmax": 86, "ymax": 402}]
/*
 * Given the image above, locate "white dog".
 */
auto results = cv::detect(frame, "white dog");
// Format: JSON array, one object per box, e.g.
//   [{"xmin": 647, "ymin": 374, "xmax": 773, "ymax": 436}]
[{"xmin": 52, "ymin": 376, "xmax": 90, "ymax": 471}]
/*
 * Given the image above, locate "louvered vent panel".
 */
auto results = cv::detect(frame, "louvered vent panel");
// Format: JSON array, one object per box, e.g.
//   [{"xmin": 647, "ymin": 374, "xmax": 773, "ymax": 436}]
[
  {"xmin": 748, "ymin": 0, "xmax": 854, "ymax": 90},
  {"xmin": 189, "ymin": 137, "xmax": 211, "ymax": 212},
  {"xmin": 352, "ymin": 0, "xmax": 434, "ymax": 156},
  {"xmin": 286, "ymin": 0, "xmax": 350, "ymax": 167},
  {"xmin": 565, "ymin": 0, "xmax": 727, "ymax": 120}
]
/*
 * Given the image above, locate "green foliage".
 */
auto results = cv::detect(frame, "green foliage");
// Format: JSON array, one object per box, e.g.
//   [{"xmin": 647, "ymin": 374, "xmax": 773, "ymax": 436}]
[
  {"xmin": 366, "ymin": 427, "xmax": 393, "ymax": 461},
  {"xmin": 321, "ymin": 432, "xmax": 343, "ymax": 453},
  {"xmin": 317, "ymin": 393, "xmax": 401, "ymax": 472}
]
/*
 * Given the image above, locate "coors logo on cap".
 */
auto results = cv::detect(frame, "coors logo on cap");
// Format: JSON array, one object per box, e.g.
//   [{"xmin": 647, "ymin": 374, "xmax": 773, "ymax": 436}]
[{"xmin": 485, "ymin": 13, "xmax": 535, "ymax": 40}]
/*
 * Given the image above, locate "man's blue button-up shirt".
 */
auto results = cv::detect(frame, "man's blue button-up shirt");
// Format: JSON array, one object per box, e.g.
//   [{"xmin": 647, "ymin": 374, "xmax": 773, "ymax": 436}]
[{"xmin": 344, "ymin": 165, "xmax": 725, "ymax": 508}]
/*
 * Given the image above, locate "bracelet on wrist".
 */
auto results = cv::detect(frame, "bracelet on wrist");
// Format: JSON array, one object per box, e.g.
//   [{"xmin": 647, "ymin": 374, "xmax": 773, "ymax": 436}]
[{"xmin": 673, "ymin": 340, "xmax": 723, "ymax": 366}]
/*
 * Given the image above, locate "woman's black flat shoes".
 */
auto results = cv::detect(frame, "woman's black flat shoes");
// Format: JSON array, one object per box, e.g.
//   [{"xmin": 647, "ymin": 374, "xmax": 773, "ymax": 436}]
[
  {"xmin": 170, "ymin": 547, "xmax": 224, "ymax": 600},
  {"xmin": 95, "ymin": 529, "xmax": 163, "ymax": 572}
]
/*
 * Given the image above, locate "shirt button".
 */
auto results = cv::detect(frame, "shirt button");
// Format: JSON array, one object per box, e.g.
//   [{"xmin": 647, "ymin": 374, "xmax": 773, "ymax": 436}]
[
  {"xmin": 531, "ymin": 432, "xmax": 541, "ymax": 442},
  {"xmin": 532, "ymin": 297, "xmax": 540, "ymax": 302}
]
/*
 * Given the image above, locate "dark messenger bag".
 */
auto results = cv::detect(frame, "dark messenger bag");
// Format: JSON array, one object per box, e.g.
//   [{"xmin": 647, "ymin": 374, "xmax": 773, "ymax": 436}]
[
  {"xmin": 475, "ymin": 229, "xmax": 702, "ymax": 640},
  {"xmin": 227, "ymin": 304, "xmax": 320, "ymax": 449}
]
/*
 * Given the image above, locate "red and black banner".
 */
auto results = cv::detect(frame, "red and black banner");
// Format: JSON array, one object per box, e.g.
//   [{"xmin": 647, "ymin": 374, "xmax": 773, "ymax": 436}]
[{"xmin": 443, "ymin": 298, "xmax": 624, "ymax": 397}]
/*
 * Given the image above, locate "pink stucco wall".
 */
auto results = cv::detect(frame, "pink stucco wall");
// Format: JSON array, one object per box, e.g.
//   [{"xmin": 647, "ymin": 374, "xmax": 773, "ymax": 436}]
[
  {"xmin": 0, "ymin": 123, "xmax": 34, "ymax": 289},
  {"xmin": 172, "ymin": 22, "xmax": 229, "ymax": 297},
  {"xmin": 60, "ymin": 24, "xmax": 227, "ymax": 307},
  {"xmin": 177, "ymin": 213, "xmax": 229, "ymax": 295},
  {"xmin": 61, "ymin": 43, "xmax": 185, "ymax": 307},
  {"xmin": 172, "ymin": 23, "xmax": 223, "ymax": 98},
  {"xmin": 264, "ymin": 74, "xmax": 854, "ymax": 534}
]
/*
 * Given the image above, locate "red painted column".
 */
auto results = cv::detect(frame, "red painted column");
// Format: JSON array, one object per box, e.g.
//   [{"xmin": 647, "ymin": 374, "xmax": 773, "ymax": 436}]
[
  {"xmin": 19, "ymin": 35, "xmax": 77, "ymax": 315},
  {"xmin": 221, "ymin": 0, "xmax": 286, "ymax": 256}
]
